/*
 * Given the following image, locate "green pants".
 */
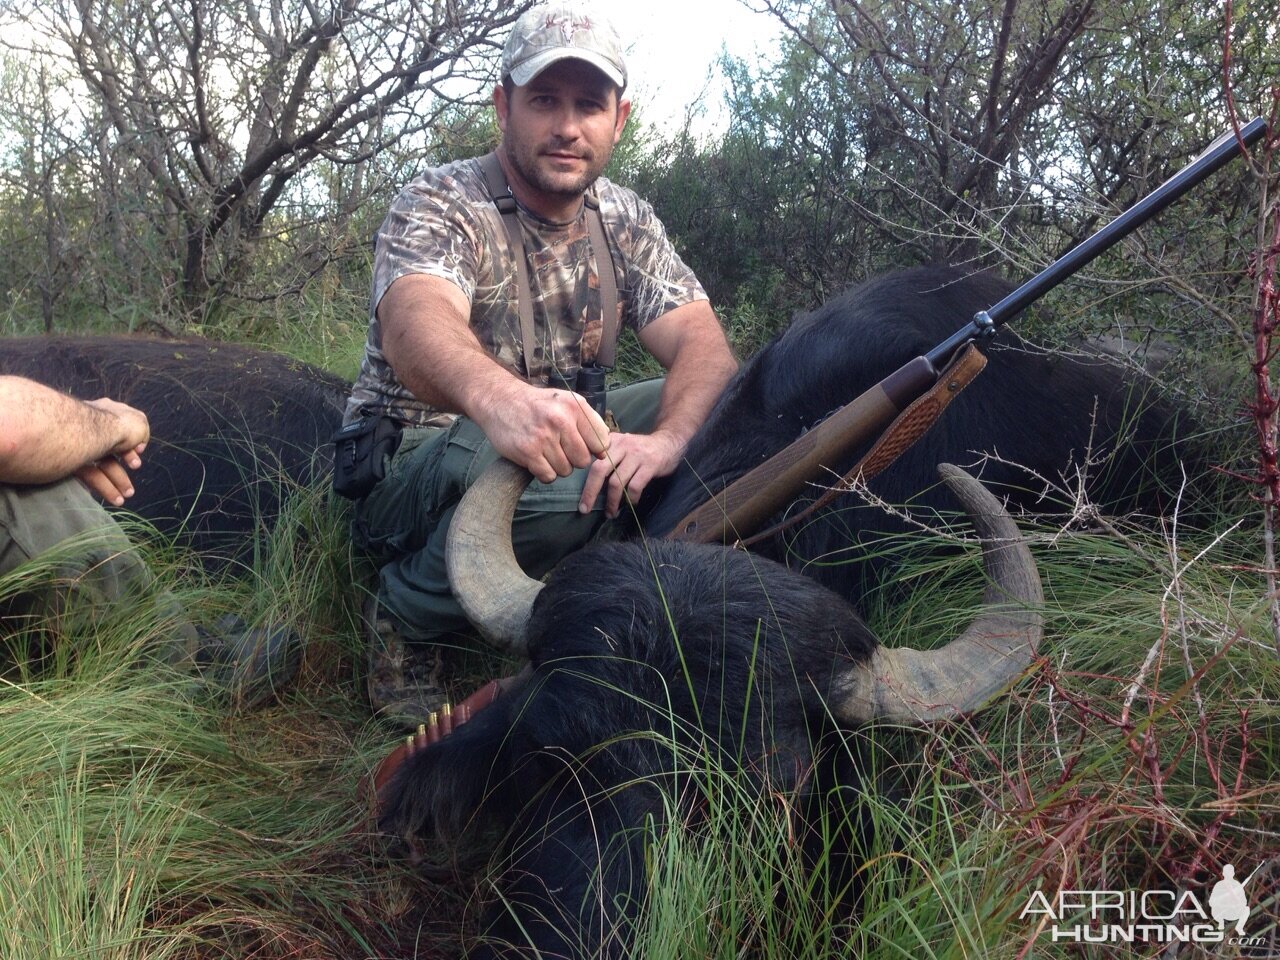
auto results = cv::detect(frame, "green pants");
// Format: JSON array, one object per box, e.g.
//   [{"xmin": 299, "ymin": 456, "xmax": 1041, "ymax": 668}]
[
  {"xmin": 353, "ymin": 378, "xmax": 664, "ymax": 641},
  {"xmin": 0, "ymin": 477, "xmax": 197, "ymax": 659}
]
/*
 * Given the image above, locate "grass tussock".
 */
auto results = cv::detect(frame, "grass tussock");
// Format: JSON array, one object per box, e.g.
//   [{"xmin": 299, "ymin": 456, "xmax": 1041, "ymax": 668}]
[
  {"xmin": 861, "ymin": 507, "xmax": 1280, "ymax": 958},
  {"xmin": 0, "ymin": 481, "xmax": 471, "ymax": 960},
  {"xmin": 1, "ymin": 469, "xmax": 1278, "ymax": 958}
]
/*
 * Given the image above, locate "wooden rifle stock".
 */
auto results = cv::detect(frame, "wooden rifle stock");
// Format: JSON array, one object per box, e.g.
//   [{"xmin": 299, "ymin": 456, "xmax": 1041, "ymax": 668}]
[
  {"xmin": 666, "ymin": 117, "xmax": 1270, "ymax": 546},
  {"xmin": 667, "ymin": 358, "xmax": 934, "ymax": 543}
]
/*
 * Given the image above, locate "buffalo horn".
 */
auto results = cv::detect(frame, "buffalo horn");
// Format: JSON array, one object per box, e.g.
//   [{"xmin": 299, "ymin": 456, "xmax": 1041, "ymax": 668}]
[
  {"xmin": 834, "ymin": 463, "xmax": 1043, "ymax": 722},
  {"xmin": 444, "ymin": 457, "xmax": 543, "ymax": 656},
  {"xmin": 448, "ymin": 459, "xmax": 1043, "ymax": 710}
]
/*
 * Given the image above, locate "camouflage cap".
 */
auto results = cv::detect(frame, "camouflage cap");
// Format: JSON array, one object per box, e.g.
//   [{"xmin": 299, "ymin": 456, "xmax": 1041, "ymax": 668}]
[{"xmin": 502, "ymin": 3, "xmax": 627, "ymax": 90}]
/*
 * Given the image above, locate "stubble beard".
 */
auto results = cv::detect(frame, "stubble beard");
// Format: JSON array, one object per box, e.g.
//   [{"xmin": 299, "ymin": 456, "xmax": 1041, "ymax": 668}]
[{"xmin": 507, "ymin": 135, "xmax": 610, "ymax": 203}]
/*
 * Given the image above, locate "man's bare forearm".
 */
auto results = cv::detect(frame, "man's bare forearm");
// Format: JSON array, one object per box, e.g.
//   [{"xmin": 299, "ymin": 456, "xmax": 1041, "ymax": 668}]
[
  {"xmin": 0, "ymin": 377, "xmax": 148, "ymax": 485},
  {"xmin": 643, "ymin": 301, "xmax": 738, "ymax": 453},
  {"xmin": 651, "ymin": 332, "xmax": 737, "ymax": 451},
  {"xmin": 379, "ymin": 273, "xmax": 611, "ymax": 480},
  {"xmin": 379, "ymin": 274, "xmax": 524, "ymax": 421}
]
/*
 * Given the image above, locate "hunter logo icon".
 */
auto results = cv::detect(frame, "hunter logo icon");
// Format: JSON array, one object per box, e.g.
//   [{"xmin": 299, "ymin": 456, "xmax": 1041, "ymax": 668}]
[
  {"xmin": 1020, "ymin": 860, "xmax": 1271, "ymax": 947},
  {"xmin": 1208, "ymin": 864, "xmax": 1256, "ymax": 936}
]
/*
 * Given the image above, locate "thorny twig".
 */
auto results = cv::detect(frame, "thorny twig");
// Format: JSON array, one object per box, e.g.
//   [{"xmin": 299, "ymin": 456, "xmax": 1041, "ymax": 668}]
[{"xmin": 1224, "ymin": 0, "xmax": 1280, "ymax": 654}]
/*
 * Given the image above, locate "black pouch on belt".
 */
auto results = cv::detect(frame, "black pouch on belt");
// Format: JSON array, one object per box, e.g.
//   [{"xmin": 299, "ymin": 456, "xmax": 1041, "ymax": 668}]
[{"xmin": 331, "ymin": 416, "xmax": 402, "ymax": 500}]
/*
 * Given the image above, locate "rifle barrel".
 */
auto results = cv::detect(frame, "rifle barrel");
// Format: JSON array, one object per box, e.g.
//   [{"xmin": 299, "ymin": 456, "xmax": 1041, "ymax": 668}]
[
  {"xmin": 927, "ymin": 116, "xmax": 1268, "ymax": 367},
  {"xmin": 669, "ymin": 117, "xmax": 1269, "ymax": 546}
]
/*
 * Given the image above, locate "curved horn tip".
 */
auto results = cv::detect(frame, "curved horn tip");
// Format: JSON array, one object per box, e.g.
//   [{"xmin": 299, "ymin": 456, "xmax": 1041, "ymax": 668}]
[
  {"xmin": 836, "ymin": 463, "xmax": 1044, "ymax": 725},
  {"xmin": 445, "ymin": 458, "xmax": 543, "ymax": 657},
  {"xmin": 936, "ymin": 462, "xmax": 1014, "ymax": 522}
]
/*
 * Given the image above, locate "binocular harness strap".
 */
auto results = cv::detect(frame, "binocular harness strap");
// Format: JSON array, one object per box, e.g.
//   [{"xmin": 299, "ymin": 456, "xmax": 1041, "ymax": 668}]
[{"xmin": 477, "ymin": 152, "xmax": 620, "ymax": 380}]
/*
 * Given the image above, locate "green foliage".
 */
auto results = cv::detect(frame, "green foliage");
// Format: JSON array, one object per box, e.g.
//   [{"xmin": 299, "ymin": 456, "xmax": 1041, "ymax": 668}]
[
  {"xmin": 0, "ymin": 0, "xmax": 530, "ymax": 329},
  {"xmin": 612, "ymin": 0, "xmax": 1278, "ymax": 422},
  {"xmin": 0, "ymin": 481, "xmax": 448, "ymax": 959}
]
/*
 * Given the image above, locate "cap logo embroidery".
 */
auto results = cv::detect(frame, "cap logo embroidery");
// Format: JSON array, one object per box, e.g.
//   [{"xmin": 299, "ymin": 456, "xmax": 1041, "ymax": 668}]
[{"xmin": 544, "ymin": 14, "xmax": 592, "ymax": 43}]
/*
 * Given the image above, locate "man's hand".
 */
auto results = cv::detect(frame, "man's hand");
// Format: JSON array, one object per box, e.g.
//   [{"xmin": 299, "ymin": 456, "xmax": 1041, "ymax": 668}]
[
  {"xmin": 75, "ymin": 398, "xmax": 150, "ymax": 505},
  {"xmin": 379, "ymin": 276, "xmax": 613, "ymax": 483},
  {"xmin": 579, "ymin": 430, "xmax": 682, "ymax": 518},
  {"xmin": 478, "ymin": 381, "xmax": 611, "ymax": 484},
  {"xmin": 75, "ymin": 458, "xmax": 137, "ymax": 506},
  {"xmin": 88, "ymin": 397, "xmax": 150, "ymax": 462}
]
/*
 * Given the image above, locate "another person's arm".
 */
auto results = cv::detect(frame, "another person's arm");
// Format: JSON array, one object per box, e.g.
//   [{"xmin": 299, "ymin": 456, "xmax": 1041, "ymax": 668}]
[{"xmin": 0, "ymin": 376, "xmax": 150, "ymax": 504}]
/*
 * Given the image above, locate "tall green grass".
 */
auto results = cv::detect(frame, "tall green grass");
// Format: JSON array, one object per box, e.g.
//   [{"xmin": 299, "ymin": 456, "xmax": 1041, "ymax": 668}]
[
  {"xmin": 1, "ymin": 470, "xmax": 1276, "ymax": 958},
  {"xmin": 627, "ymin": 506, "xmax": 1280, "ymax": 959},
  {"xmin": 0, "ymin": 480, "xmax": 464, "ymax": 960}
]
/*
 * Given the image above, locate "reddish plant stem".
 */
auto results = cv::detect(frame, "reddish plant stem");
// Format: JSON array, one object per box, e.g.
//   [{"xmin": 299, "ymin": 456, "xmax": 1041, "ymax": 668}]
[
  {"xmin": 1225, "ymin": 0, "xmax": 1280, "ymax": 653},
  {"xmin": 1248, "ymin": 203, "xmax": 1280, "ymax": 651}
]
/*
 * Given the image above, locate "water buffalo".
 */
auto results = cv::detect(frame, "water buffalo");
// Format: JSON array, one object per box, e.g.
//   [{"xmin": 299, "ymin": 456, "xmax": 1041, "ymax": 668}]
[
  {"xmin": 0, "ymin": 267, "xmax": 1197, "ymax": 954},
  {"xmin": 0, "ymin": 336, "xmax": 347, "ymax": 567},
  {"xmin": 643, "ymin": 265, "xmax": 1194, "ymax": 599},
  {"xmin": 372, "ymin": 264, "xmax": 1200, "ymax": 958},
  {"xmin": 377, "ymin": 459, "xmax": 1041, "ymax": 958}
]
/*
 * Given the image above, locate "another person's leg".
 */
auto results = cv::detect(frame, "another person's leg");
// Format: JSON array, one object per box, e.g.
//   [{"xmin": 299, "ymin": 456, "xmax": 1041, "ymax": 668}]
[
  {"xmin": 0, "ymin": 477, "xmax": 188, "ymax": 651},
  {"xmin": 0, "ymin": 478, "xmax": 298, "ymax": 705}
]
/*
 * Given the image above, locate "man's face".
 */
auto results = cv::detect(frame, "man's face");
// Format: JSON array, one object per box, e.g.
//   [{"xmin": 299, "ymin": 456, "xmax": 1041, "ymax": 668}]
[{"xmin": 495, "ymin": 59, "xmax": 630, "ymax": 207}]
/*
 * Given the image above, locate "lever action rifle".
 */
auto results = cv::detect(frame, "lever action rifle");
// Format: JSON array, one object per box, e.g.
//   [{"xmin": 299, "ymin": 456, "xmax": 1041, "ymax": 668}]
[{"xmin": 667, "ymin": 117, "xmax": 1270, "ymax": 546}]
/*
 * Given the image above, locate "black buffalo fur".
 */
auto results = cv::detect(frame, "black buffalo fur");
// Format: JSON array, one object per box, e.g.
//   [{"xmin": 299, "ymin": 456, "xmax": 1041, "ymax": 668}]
[
  {"xmin": 378, "ymin": 264, "xmax": 1203, "ymax": 957},
  {"xmin": 0, "ymin": 336, "xmax": 347, "ymax": 566},
  {"xmin": 642, "ymin": 265, "xmax": 1196, "ymax": 601},
  {"xmin": 378, "ymin": 539, "xmax": 877, "ymax": 959}
]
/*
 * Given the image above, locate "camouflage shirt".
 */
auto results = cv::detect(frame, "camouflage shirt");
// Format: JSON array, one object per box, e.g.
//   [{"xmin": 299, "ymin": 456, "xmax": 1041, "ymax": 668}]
[{"xmin": 345, "ymin": 156, "xmax": 708, "ymax": 427}]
